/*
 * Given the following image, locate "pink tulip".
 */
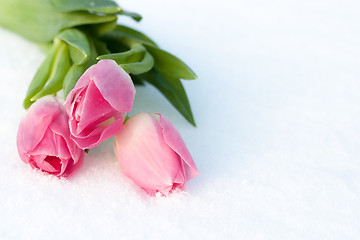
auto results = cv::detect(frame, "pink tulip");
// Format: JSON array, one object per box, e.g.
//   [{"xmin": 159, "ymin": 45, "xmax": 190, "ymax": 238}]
[
  {"xmin": 114, "ymin": 113, "xmax": 199, "ymax": 196},
  {"xmin": 17, "ymin": 97, "xmax": 84, "ymax": 178},
  {"xmin": 64, "ymin": 59, "xmax": 135, "ymax": 149}
]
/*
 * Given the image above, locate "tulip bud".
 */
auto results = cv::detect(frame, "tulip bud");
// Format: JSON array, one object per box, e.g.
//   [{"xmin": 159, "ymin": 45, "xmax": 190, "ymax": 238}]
[
  {"xmin": 114, "ymin": 113, "xmax": 199, "ymax": 196},
  {"xmin": 64, "ymin": 59, "xmax": 136, "ymax": 149},
  {"xmin": 17, "ymin": 97, "xmax": 84, "ymax": 178}
]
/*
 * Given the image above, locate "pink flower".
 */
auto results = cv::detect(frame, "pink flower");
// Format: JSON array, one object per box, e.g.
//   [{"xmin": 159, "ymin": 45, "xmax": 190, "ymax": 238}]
[
  {"xmin": 64, "ymin": 59, "xmax": 136, "ymax": 149},
  {"xmin": 17, "ymin": 97, "xmax": 84, "ymax": 178},
  {"xmin": 114, "ymin": 113, "xmax": 199, "ymax": 196}
]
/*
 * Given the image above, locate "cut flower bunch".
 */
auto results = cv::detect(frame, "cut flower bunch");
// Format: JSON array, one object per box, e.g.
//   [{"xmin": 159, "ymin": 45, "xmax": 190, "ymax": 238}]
[{"xmin": 3, "ymin": 0, "xmax": 199, "ymax": 196}]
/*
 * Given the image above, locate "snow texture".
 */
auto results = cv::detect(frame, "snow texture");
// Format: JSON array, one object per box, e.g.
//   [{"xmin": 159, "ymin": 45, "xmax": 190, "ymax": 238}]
[{"xmin": 0, "ymin": 0, "xmax": 360, "ymax": 239}]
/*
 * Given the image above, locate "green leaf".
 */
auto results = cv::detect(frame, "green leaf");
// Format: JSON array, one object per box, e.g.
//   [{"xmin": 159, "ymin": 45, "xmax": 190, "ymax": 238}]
[
  {"xmin": 63, "ymin": 63, "xmax": 89, "ymax": 97},
  {"xmin": 23, "ymin": 41, "xmax": 59, "ymax": 109},
  {"xmin": 97, "ymin": 43, "xmax": 145, "ymax": 64},
  {"xmin": 56, "ymin": 29, "xmax": 90, "ymax": 64},
  {"xmin": 97, "ymin": 50, "xmax": 137, "ymax": 63},
  {"xmin": 104, "ymin": 25, "xmax": 158, "ymax": 46},
  {"xmin": 144, "ymin": 44, "xmax": 197, "ymax": 80},
  {"xmin": 50, "ymin": 0, "xmax": 142, "ymax": 20},
  {"xmin": 63, "ymin": 12, "xmax": 117, "ymax": 33},
  {"xmin": 99, "ymin": 34, "xmax": 129, "ymax": 53},
  {"xmin": 118, "ymin": 10, "xmax": 142, "ymax": 22},
  {"xmin": 0, "ymin": 0, "xmax": 118, "ymax": 43},
  {"xmin": 121, "ymin": 51, "xmax": 154, "ymax": 75},
  {"xmin": 98, "ymin": 43, "xmax": 154, "ymax": 74},
  {"xmin": 102, "ymin": 26, "xmax": 197, "ymax": 79},
  {"xmin": 50, "ymin": 0, "xmax": 121, "ymax": 14},
  {"xmin": 37, "ymin": 43, "xmax": 53, "ymax": 54},
  {"xmin": 68, "ymin": 45, "xmax": 87, "ymax": 65},
  {"xmin": 130, "ymin": 74, "xmax": 145, "ymax": 85},
  {"xmin": 139, "ymin": 69, "xmax": 196, "ymax": 126},
  {"xmin": 31, "ymin": 42, "xmax": 71, "ymax": 100},
  {"xmin": 94, "ymin": 39, "xmax": 111, "ymax": 55},
  {"xmin": 63, "ymin": 36, "xmax": 98, "ymax": 97},
  {"xmin": 89, "ymin": 19, "xmax": 117, "ymax": 37}
]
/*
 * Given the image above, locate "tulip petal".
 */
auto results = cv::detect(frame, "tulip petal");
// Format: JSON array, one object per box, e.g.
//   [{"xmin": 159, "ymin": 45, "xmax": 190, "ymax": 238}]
[
  {"xmin": 49, "ymin": 116, "xmax": 72, "ymax": 159},
  {"xmin": 64, "ymin": 59, "xmax": 135, "ymax": 149},
  {"xmin": 115, "ymin": 113, "xmax": 182, "ymax": 195},
  {"xmin": 173, "ymin": 160, "xmax": 186, "ymax": 191},
  {"xmin": 92, "ymin": 59, "xmax": 135, "ymax": 113},
  {"xmin": 17, "ymin": 97, "xmax": 84, "ymax": 178},
  {"xmin": 157, "ymin": 114, "xmax": 199, "ymax": 181},
  {"xmin": 59, "ymin": 158, "xmax": 69, "ymax": 176},
  {"xmin": 17, "ymin": 97, "xmax": 61, "ymax": 162},
  {"xmin": 28, "ymin": 159, "xmax": 39, "ymax": 170},
  {"xmin": 61, "ymin": 151, "xmax": 84, "ymax": 178},
  {"xmin": 43, "ymin": 156, "xmax": 62, "ymax": 173},
  {"xmin": 54, "ymin": 134, "xmax": 72, "ymax": 160},
  {"xmin": 64, "ymin": 63, "xmax": 93, "ymax": 109},
  {"xmin": 71, "ymin": 114, "xmax": 124, "ymax": 149},
  {"xmin": 30, "ymin": 129, "xmax": 57, "ymax": 157},
  {"xmin": 75, "ymin": 81, "xmax": 115, "ymax": 133},
  {"xmin": 32, "ymin": 155, "xmax": 61, "ymax": 174},
  {"xmin": 47, "ymin": 104, "xmax": 83, "ymax": 162}
]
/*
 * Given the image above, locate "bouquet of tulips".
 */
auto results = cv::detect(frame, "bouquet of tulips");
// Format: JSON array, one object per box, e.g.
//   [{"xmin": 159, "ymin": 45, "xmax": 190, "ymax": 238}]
[{"xmin": 2, "ymin": 0, "xmax": 199, "ymax": 196}]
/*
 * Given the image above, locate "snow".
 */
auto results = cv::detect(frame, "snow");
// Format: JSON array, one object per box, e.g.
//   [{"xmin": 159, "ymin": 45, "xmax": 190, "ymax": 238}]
[{"xmin": 1, "ymin": 0, "xmax": 360, "ymax": 239}]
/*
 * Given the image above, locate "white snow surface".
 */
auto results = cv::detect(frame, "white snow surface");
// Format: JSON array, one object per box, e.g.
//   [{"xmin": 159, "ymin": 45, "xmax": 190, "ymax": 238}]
[{"xmin": 1, "ymin": 0, "xmax": 360, "ymax": 239}]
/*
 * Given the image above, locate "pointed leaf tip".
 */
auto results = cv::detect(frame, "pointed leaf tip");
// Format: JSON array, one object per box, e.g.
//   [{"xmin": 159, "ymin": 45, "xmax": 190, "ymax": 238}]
[{"xmin": 138, "ymin": 69, "xmax": 196, "ymax": 126}]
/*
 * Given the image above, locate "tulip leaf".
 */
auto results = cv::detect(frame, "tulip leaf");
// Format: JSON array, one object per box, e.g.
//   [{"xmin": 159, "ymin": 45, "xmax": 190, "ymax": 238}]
[
  {"xmin": 32, "ymin": 42, "xmax": 71, "ymax": 100},
  {"xmin": 0, "ymin": 0, "xmax": 118, "ymax": 43},
  {"xmin": 144, "ymin": 44, "xmax": 197, "ymax": 80},
  {"xmin": 49, "ymin": 0, "xmax": 142, "ymax": 21},
  {"xmin": 130, "ymin": 74, "xmax": 145, "ymax": 85},
  {"xmin": 102, "ymin": 27, "xmax": 197, "ymax": 79},
  {"xmin": 97, "ymin": 43, "xmax": 145, "ymax": 64},
  {"xmin": 63, "ymin": 36, "xmax": 98, "ymax": 97},
  {"xmin": 94, "ymin": 39, "xmax": 111, "ymax": 55},
  {"xmin": 121, "ymin": 51, "xmax": 154, "ymax": 75},
  {"xmin": 50, "ymin": 0, "xmax": 120, "ymax": 14},
  {"xmin": 104, "ymin": 25, "xmax": 157, "ymax": 47},
  {"xmin": 99, "ymin": 35, "xmax": 129, "ymax": 53},
  {"xmin": 89, "ymin": 19, "xmax": 118, "ymax": 37},
  {"xmin": 56, "ymin": 29, "xmax": 90, "ymax": 65},
  {"xmin": 97, "ymin": 50, "xmax": 137, "ymax": 63},
  {"xmin": 63, "ymin": 12, "xmax": 117, "ymax": 34},
  {"xmin": 138, "ymin": 69, "xmax": 196, "ymax": 126},
  {"xmin": 98, "ymin": 43, "xmax": 153, "ymax": 74},
  {"xmin": 63, "ymin": 63, "xmax": 88, "ymax": 97},
  {"xmin": 118, "ymin": 10, "xmax": 142, "ymax": 22},
  {"xmin": 37, "ymin": 42, "xmax": 53, "ymax": 54},
  {"xmin": 68, "ymin": 45, "xmax": 88, "ymax": 65},
  {"xmin": 23, "ymin": 42, "xmax": 59, "ymax": 109}
]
